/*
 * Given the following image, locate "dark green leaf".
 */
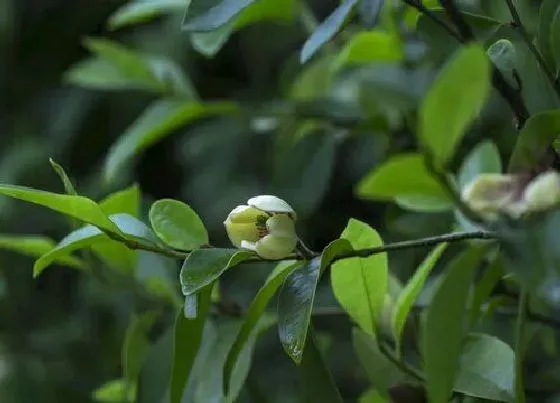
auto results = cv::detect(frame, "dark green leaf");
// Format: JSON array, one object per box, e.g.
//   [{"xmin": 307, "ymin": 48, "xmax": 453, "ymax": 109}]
[
  {"xmin": 277, "ymin": 239, "xmax": 351, "ymax": 363},
  {"xmin": 508, "ymin": 109, "xmax": 560, "ymax": 172},
  {"xmin": 419, "ymin": 44, "xmax": 491, "ymax": 167},
  {"xmin": 0, "ymin": 235, "xmax": 84, "ymax": 269},
  {"xmin": 180, "ymin": 248, "xmax": 254, "ymax": 296},
  {"xmin": 469, "ymin": 255, "xmax": 504, "ymax": 324},
  {"xmin": 353, "ymin": 328, "xmax": 407, "ymax": 398},
  {"xmin": 357, "ymin": 153, "xmax": 453, "ymax": 212},
  {"xmin": 358, "ymin": 0, "xmax": 383, "ymax": 28},
  {"xmin": 300, "ymin": 328, "xmax": 343, "ymax": 403},
  {"xmin": 223, "ymin": 260, "xmax": 302, "ymax": 394},
  {"xmin": 454, "ymin": 333, "xmax": 515, "ymax": 402},
  {"xmin": 170, "ymin": 286, "xmax": 212, "ymax": 403},
  {"xmin": 391, "ymin": 242, "xmax": 447, "ymax": 353},
  {"xmin": 122, "ymin": 312, "xmax": 158, "ymax": 391},
  {"xmin": 108, "ymin": 0, "xmax": 186, "ymax": 30},
  {"xmin": 0, "ymin": 184, "xmax": 120, "ymax": 233},
  {"xmin": 300, "ymin": 0, "xmax": 358, "ymax": 63},
  {"xmin": 183, "ymin": 0, "xmax": 256, "ymax": 31},
  {"xmin": 149, "ymin": 199, "xmax": 208, "ymax": 250},
  {"xmin": 551, "ymin": 6, "xmax": 560, "ymax": 74},
  {"xmin": 537, "ymin": 0, "xmax": 559, "ymax": 67},
  {"xmin": 422, "ymin": 246, "xmax": 487, "ymax": 403},
  {"xmin": 104, "ymin": 100, "xmax": 238, "ymax": 182},
  {"xmin": 137, "ymin": 327, "xmax": 174, "ymax": 403},
  {"xmin": 331, "ymin": 218, "xmax": 387, "ymax": 336}
]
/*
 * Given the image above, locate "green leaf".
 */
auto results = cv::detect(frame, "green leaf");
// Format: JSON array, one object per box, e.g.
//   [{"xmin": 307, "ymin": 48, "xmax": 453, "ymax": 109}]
[
  {"xmin": 551, "ymin": 6, "xmax": 560, "ymax": 75},
  {"xmin": 137, "ymin": 327, "xmax": 174, "ymax": 403},
  {"xmin": 0, "ymin": 184, "xmax": 120, "ymax": 233},
  {"xmin": 123, "ymin": 312, "xmax": 158, "ymax": 392},
  {"xmin": 454, "ymin": 334, "xmax": 515, "ymax": 402},
  {"xmin": 352, "ymin": 328, "xmax": 407, "ymax": 398},
  {"xmin": 180, "ymin": 249, "xmax": 254, "ymax": 296},
  {"xmin": 149, "ymin": 199, "xmax": 208, "ymax": 250},
  {"xmin": 299, "ymin": 328, "xmax": 343, "ymax": 403},
  {"xmin": 65, "ymin": 38, "xmax": 164, "ymax": 93},
  {"xmin": 333, "ymin": 31, "xmax": 403, "ymax": 70},
  {"xmin": 357, "ymin": 153, "xmax": 453, "ymax": 212},
  {"xmin": 508, "ymin": 109, "xmax": 560, "ymax": 172},
  {"xmin": 100, "ymin": 184, "xmax": 141, "ymax": 217},
  {"xmin": 537, "ymin": 0, "xmax": 559, "ymax": 67},
  {"xmin": 273, "ymin": 132, "xmax": 336, "ymax": 217},
  {"xmin": 0, "ymin": 235, "xmax": 84, "ymax": 269},
  {"xmin": 103, "ymin": 99, "xmax": 238, "ymax": 182},
  {"xmin": 33, "ymin": 214, "xmax": 154, "ymax": 277},
  {"xmin": 487, "ymin": 39, "xmax": 516, "ymax": 78},
  {"xmin": 331, "ymin": 218, "xmax": 387, "ymax": 336},
  {"xmin": 170, "ymin": 286, "xmax": 212, "ymax": 403},
  {"xmin": 359, "ymin": 388, "xmax": 388, "ymax": 403},
  {"xmin": 108, "ymin": 0, "xmax": 187, "ymax": 30},
  {"xmin": 278, "ymin": 239, "xmax": 351, "ymax": 363},
  {"xmin": 92, "ymin": 379, "xmax": 135, "ymax": 402},
  {"xmin": 358, "ymin": 0, "xmax": 384, "ymax": 28},
  {"xmin": 49, "ymin": 158, "xmax": 78, "ymax": 195},
  {"xmin": 183, "ymin": 0, "xmax": 256, "ymax": 31},
  {"xmin": 223, "ymin": 260, "xmax": 302, "ymax": 393},
  {"xmin": 419, "ymin": 44, "xmax": 491, "ymax": 167},
  {"xmin": 391, "ymin": 242, "xmax": 447, "ymax": 354},
  {"xmin": 469, "ymin": 256, "xmax": 504, "ymax": 324},
  {"xmin": 300, "ymin": 0, "xmax": 358, "ymax": 63},
  {"xmin": 422, "ymin": 245, "xmax": 487, "ymax": 403}
]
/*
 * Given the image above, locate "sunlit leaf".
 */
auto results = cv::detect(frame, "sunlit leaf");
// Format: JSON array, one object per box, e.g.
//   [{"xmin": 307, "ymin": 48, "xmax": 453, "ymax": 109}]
[{"xmin": 334, "ymin": 31, "xmax": 403, "ymax": 70}]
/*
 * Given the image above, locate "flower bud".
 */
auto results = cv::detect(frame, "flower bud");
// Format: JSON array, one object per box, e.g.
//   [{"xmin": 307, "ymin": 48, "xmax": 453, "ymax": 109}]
[
  {"xmin": 224, "ymin": 195, "xmax": 298, "ymax": 259},
  {"xmin": 523, "ymin": 171, "xmax": 560, "ymax": 213}
]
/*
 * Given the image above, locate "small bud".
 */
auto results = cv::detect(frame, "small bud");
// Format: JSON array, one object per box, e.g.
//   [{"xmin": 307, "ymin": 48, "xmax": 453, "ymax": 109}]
[
  {"xmin": 523, "ymin": 171, "xmax": 560, "ymax": 213},
  {"xmin": 224, "ymin": 196, "xmax": 298, "ymax": 259},
  {"xmin": 461, "ymin": 173, "xmax": 523, "ymax": 220}
]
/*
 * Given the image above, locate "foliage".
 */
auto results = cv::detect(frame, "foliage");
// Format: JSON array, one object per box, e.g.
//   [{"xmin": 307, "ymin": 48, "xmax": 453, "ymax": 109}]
[{"xmin": 3, "ymin": 0, "xmax": 560, "ymax": 402}]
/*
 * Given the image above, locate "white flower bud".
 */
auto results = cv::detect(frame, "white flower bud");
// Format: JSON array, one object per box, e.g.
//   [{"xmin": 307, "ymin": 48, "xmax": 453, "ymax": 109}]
[
  {"xmin": 523, "ymin": 171, "xmax": 560, "ymax": 213},
  {"xmin": 224, "ymin": 196, "xmax": 297, "ymax": 259}
]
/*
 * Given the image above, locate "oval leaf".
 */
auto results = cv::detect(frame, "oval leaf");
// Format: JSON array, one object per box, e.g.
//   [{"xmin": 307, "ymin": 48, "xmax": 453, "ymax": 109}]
[
  {"xmin": 419, "ymin": 44, "xmax": 491, "ymax": 167},
  {"xmin": 391, "ymin": 242, "xmax": 447, "ymax": 353},
  {"xmin": 422, "ymin": 245, "xmax": 488, "ymax": 403},
  {"xmin": 180, "ymin": 248, "xmax": 254, "ymax": 296},
  {"xmin": 331, "ymin": 218, "xmax": 388, "ymax": 336},
  {"xmin": 149, "ymin": 199, "xmax": 208, "ymax": 250}
]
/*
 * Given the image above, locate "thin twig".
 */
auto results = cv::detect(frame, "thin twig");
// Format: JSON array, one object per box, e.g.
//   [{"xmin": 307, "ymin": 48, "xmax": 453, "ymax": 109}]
[
  {"xmin": 504, "ymin": 0, "xmax": 560, "ymax": 99},
  {"xmin": 403, "ymin": 0, "xmax": 461, "ymax": 40}
]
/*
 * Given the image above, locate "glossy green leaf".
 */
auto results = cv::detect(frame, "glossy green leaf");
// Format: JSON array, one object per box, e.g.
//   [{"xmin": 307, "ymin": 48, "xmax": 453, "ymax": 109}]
[
  {"xmin": 180, "ymin": 249, "xmax": 254, "ymax": 296},
  {"xmin": 419, "ymin": 44, "xmax": 491, "ymax": 167},
  {"xmin": 300, "ymin": 328, "xmax": 343, "ymax": 403},
  {"xmin": 334, "ymin": 31, "xmax": 403, "ymax": 70},
  {"xmin": 331, "ymin": 219, "xmax": 387, "ymax": 336},
  {"xmin": 149, "ymin": 199, "xmax": 208, "ymax": 250},
  {"xmin": 357, "ymin": 153, "xmax": 453, "ymax": 212},
  {"xmin": 104, "ymin": 99, "xmax": 238, "ymax": 182},
  {"xmin": 0, "ymin": 184, "xmax": 120, "ymax": 233},
  {"xmin": 278, "ymin": 239, "xmax": 351, "ymax": 363},
  {"xmin": 123, "ymin": 312, "xmax": 158, "ymax": 391},
  {"xmin": 353, "ymin": 328, "xmax": 407, "ymax": 398},
  {"xmin": 33, "ymin": 214, "xmax": 154, "ymax": 277},
  {"xmin": 422, "ymin": 246, "xmax": 487, "ymax": 403},
  {"xmin": 92, "ymin": 379, "xmax": 135, "ymax": 402},
  {"xmin": 300, "ymin": 0, "xmax": 358, "ymax": 63},
  {"xmin": 0, "ymin": 235, "xmax": 84, "ymax": 269},
  {"xmin": 454, "ymin": 334, "xmax": 515, "ymax": 402},
  {"xmin": 183, "ymin": 0, "xmax": 256, "ymax": 31},
  {"xmin": 223, "ymin": 260, "xmax": 302, "ymax": 394},
  {"xmin": 108, "ymin": 0, "xmax": 187, "ymax": 30},
  {"xmin": 170, "ymin": 286, "xmax": 212, "ymax": 403},
  {"xmin": 392, "ymin": 242, "xmax": 447, "ymax": 353},
  {"xmin": 508, "ymin": 109, "xmax": 560, "ymax": 172}
]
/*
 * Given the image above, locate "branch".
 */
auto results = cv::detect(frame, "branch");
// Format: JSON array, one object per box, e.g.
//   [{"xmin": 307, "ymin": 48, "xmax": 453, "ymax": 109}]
[
  {"xmin": 402, "ymin": 0, "xmax": 460, "ymax": 40},
  {"xmin": 104, "ymin": 231, "xmax": 189, "ymax": 259},
  {"xmin": 504, "ymin": 0, "xmax": 560, "ymax": 99}
]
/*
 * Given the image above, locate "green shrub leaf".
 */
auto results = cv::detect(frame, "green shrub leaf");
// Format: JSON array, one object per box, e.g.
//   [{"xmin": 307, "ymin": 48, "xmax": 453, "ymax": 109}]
[{"xmin": 108, "ymin": 0, "xmax": 186, "ymax": 30}]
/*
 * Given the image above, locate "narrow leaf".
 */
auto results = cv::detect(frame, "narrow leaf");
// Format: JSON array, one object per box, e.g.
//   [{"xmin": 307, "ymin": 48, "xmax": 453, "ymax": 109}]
[
  {"xmin": 422, "ymin": 245, "xmax": 487, "ymax": 403},
  {"xmin": 0, "ymin": 235, "xmax": 84, "ymax": 269},
  {"xmin": 170, "ymin": 286, "xmax": 212, "ymax": 403},
  {"xmin": 180, "ymin": 249, "xmax": 254, "ymax": 296},
  {"xmin": 300, "ymin": 0, "xmax": 359, "ymax": 63},
  {"xmin": 123, "ymin": 312, "xmax": 158, "ymax": 390},
  {"xmin": 109, "ymin": 0, "xmax": 187, "ymax": 30},
  {"xmin": 419, "ymin": 44, "xmax": 491, "ymax": 167},
  {"xmin": 331, "ymin": 218, "xmax": 388, "ymax": 336},
  {"xmin": 149, "ymin": 199, "xmax": 208, "ymax": 250},
  {"xmin": 49, "ymin": 158, "xmax": 78, "ymax": 195},
  {"xmin": 183, "ymin": 0, "xmax": 256, "ymax": 31},
  {"xmin": 391, "ymin": 242, "xmax": 448, "ymax": 354}
]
